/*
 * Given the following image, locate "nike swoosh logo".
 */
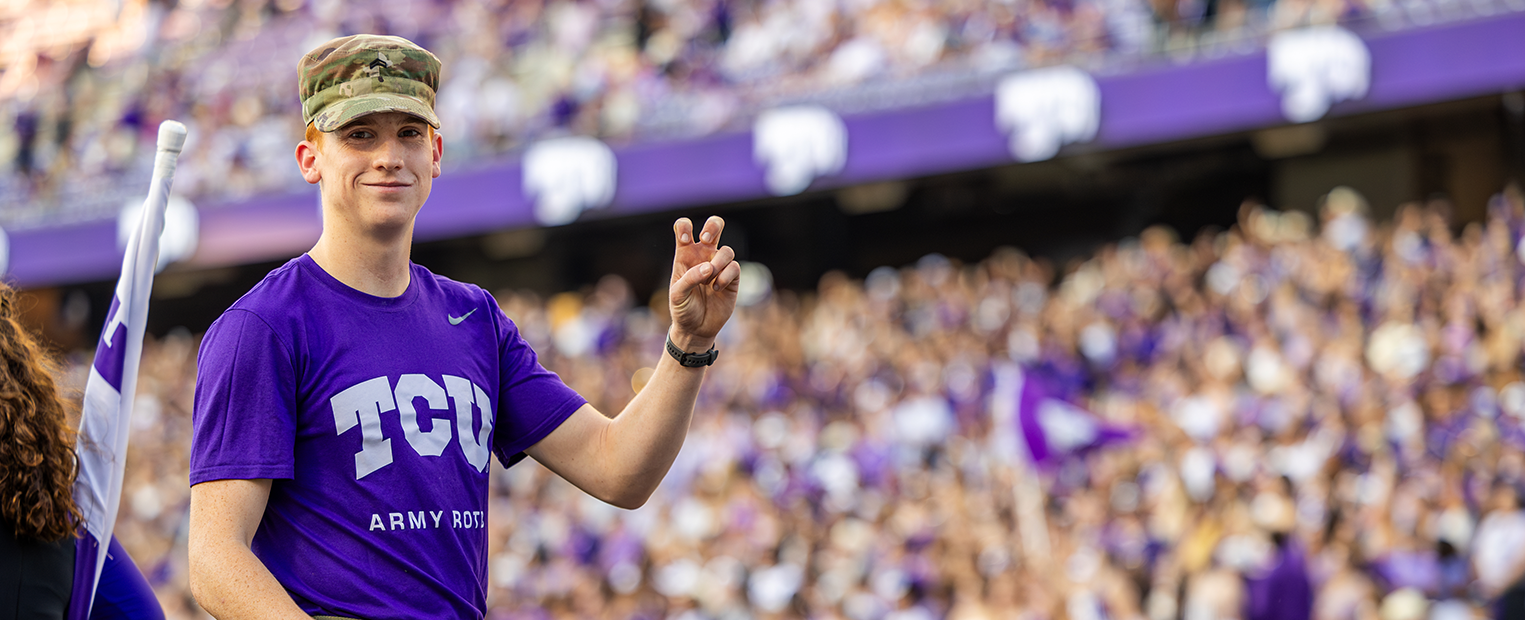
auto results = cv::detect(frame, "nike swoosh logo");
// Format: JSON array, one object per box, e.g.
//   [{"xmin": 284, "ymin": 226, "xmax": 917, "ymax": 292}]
[{"xmin": 448, "ymin": 308, "xmax": 478, "ymax": 325}]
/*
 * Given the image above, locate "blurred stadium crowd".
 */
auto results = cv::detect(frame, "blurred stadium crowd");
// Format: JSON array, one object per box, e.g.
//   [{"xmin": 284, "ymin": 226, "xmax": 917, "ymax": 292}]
[
  {"xmin": 77, "ymin": 183, "xmax": 1525, "ymax": 620},
  {"xmin": 1, "ymin": 0, "xmax": 1508, "ymax": 226}
]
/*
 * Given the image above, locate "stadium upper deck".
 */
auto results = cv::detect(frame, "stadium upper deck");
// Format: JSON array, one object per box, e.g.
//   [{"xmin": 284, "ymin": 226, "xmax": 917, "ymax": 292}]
[{"xmin": 2, "ymin": 0, "xmax": 1521, "ymax": 234}]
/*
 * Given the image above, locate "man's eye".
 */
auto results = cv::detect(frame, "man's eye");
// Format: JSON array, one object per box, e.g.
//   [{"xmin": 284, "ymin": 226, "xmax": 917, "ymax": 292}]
[
  {"xmin": 347, "ymin": 130, "xmax": 374, "ymax": 140},
  {"xmin": 400, "ymin": 128, "xmax": 423, "ymax": 137}
]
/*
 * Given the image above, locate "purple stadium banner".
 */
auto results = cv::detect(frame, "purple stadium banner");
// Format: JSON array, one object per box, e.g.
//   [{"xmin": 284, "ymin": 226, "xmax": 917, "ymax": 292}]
[{"xmin": 8, "ymin": 12, "xmax": 1525, "ymax": 289}]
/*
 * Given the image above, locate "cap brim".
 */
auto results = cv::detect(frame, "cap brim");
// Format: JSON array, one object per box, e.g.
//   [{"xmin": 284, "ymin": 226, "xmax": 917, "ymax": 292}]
[{"xmin": 313, "ymin": 92, "xmax": 441, "ymax": 132}]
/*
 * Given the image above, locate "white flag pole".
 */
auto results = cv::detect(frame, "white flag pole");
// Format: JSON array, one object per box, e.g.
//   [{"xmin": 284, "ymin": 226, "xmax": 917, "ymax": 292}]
[{"xmin": 70, "ymin": 120, "xmax": 185, "ymax": 617}]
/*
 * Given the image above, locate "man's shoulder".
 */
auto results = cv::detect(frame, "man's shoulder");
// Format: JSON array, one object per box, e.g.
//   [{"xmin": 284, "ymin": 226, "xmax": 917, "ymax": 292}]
[
  {"xmin": 408, "ymin": 263, "xmax": 525, "ymax": 342},
  {"xmin": 221, "ymin": 256, "xmax": 315, "ymax": 320},
  {"xmin": 410, "ymin": 262, "xmax": 489, "ymax": 300},
  {"xmin": 198, "ymin": 257, "xmax": 313, "ymax": 354}
]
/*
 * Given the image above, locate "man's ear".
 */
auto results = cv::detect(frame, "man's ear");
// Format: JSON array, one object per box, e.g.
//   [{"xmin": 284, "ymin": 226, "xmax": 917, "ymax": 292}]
[
  {"xmin": 431, "ymin": 129, "xmax": 444, "ymax": 179},
  {"xmin": 296, "ymin": 140, "xmax": 322, "ymax": 185}
]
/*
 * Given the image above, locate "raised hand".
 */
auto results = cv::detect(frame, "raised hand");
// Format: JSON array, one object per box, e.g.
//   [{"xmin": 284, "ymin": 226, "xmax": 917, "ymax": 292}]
[{"xmin": 668, "ymin": 216, "xmax": 740, "ymax": 351}]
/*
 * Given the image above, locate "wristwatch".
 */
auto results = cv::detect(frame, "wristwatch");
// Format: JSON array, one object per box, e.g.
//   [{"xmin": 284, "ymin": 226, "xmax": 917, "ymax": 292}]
[{"xmin": 665, "ymin": 335, "xmax": 719, "ymax": 367}]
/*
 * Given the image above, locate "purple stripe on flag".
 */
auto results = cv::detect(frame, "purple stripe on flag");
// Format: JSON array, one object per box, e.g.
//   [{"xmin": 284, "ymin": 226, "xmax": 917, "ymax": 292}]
[
  {"xmin": 91, "ymin": 295, "xmax": 126, "ymax": 391},
  {"xmin": 1091, "ymin": 423, "xmax": 1136, "ymax": 457},
  {"xmin": 68, "ymin": 534, "xmax": 101, "ymax": 620},
  {"xmin": 1015, "ymin": 368, "xmax": 1136, "ymax": 468},
  {"xmin": 1017, "ymin": 372, "xmax": 1055, "ymax": 465}
]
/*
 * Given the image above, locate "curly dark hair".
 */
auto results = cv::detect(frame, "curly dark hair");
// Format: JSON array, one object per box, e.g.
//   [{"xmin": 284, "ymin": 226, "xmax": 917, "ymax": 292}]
[{"xmin": 0, "ymin": 284, "xmax": 81, "ymax": 542}]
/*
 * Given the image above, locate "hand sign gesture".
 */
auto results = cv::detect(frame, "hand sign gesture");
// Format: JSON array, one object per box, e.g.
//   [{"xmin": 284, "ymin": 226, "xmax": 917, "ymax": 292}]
[{"xmin": 668, "ymin": 216, "xmax": 740, "ymax": 352}]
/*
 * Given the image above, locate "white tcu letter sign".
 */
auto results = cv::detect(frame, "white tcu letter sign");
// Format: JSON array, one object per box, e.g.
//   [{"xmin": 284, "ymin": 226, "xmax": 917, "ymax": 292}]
[
  {"xmin": 995, "ymin": 66, "xmax": 1101, "ymax": 163},
  {"xmin": 119, "ymin": 195, "xmax": 200, "ymax": 272},
  {"xmin": 523, "ymin": 136, "xmax": 617, "ymax": 227},
  {"xmin": 1267, "ymin": 26, "xmax": 1370, "ymax": 123},
  {"xmin": 753, "ymin": 105, "xmax": 848, "ymax": 196}
]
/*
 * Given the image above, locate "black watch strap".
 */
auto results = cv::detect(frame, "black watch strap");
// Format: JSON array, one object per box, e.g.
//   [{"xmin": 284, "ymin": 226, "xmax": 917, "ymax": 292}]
[{"xmin": 665, "ymin": 335, "xmax": 718, "ymax": 367}]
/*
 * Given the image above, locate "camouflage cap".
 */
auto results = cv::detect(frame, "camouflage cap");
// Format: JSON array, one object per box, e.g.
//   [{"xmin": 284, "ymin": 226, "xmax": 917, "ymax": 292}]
[{"xmin": 298, "ymin": 34, "xmax": 441, "ymax": 132}]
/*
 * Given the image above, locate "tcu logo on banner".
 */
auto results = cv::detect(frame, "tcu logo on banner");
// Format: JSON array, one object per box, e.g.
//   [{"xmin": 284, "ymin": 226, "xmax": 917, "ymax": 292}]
[
  {"xmin": 753, "ymin": 105, "xmax": 848, "ymax": 196},
  {"xmin": 995, "ymin": 66, "xmax": 1101, "ymax": 162},
  {"xmin": 119, "ymin": 195, "xmax": 199, "ymax": 272},
  {"xmin": 523, "ymin": 136, "xmax": 617, "ymax": 226},
  {"xmin": 1267, "ymin": 26, "xmax": 1370, "ymax": 123}
]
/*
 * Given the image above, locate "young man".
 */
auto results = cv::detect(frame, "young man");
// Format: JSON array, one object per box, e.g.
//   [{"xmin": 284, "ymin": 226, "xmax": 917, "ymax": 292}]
[{"xmin": 187, "ymin": 35, "xmax": 740, "ymax": 620}]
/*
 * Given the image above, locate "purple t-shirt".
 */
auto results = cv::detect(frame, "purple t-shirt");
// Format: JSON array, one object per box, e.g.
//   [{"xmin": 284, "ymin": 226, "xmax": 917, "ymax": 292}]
[{"xmin": 191, "ymin": 255, "xmax": 586, "ymax": 619}]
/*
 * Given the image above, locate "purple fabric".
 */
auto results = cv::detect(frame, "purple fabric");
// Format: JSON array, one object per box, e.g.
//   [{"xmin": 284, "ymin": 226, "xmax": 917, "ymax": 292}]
[
  {"xmin": 1499, "ymin": 417, "xmax": 1525, "ymax": 450},
  {"xmin": 190, "ymin": 255, "xmax": 587, "ymax": 619},
  {"xmin": 598, "ymin": 528, "xmax": 644, "ymax": 571},
  {"xmin": 1373, "ymin": 550, "xmax": 1441, "ymax": 594},
  {"xmin": 565, "ymin": 525, "xmax": 600, "ymax": 566},
  {"xmin": 1426, "ymin": 412, "xmax": 1469, "ymax": 460},
  {"xmin": 90, "ymin": 295, "xmax": 127, "ymax": 391},
  {"xmin": 851, "ymin": 441, "xmax": 893, "ymax": 488},
  {"xmin": 1244, "ymin": 542, "xmax": 1313, "ymax": 620},
  {"xmin": 86, "ymin": 536, "xmax": 164, "ymax": 620},
  {"xmin": 66, "ymin": 535, "xmax": 99, "ymax": 620},
  {"xmin": 68, "ymin": 535, "xmax": 163, "ymax": 620}
]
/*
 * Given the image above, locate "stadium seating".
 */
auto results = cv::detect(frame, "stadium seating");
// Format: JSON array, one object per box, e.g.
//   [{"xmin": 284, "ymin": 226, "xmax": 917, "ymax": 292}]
[{"xmin": 95, "ymin": 184, "xmax": 1525, "ymax": 619}]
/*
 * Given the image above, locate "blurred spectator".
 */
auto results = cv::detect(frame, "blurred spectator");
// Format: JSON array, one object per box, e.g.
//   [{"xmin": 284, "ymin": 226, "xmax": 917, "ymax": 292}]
[{"xmin": 1475, "ymin": 482, "xmax": 1525, "ymax": 609}]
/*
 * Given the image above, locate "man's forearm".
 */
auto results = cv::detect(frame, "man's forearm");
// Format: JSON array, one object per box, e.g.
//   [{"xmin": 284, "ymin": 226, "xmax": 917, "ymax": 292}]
[
  {"xmin": 188, "ymin": 480, "xmax": 311, "ymax": 620},
  {"xmin": 615, "ymin": 338, "xmax": 710, "ymax": 461},
  {"xmin": 190, "ymin": 539, "xmax": 311, "ymax": 619},
  {"xmin": 525, "ymin": 329, "xmax": 715, "ymax": 509}
]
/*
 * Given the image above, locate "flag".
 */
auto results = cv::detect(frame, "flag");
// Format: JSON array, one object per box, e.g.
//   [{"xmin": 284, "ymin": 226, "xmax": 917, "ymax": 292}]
[
  {"xmin": 68, "ymin": 121, "xmax": 183, "ymax": 618},
  {"xmin": 991, "ymin": 362, "xmax": 1133, "ymax": 468}
]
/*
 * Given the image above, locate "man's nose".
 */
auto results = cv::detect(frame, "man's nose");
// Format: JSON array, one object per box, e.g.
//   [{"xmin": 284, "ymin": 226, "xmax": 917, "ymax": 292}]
[{"xmin": 374, "ymin": 137, "xmax": 405, "ymax": 170}]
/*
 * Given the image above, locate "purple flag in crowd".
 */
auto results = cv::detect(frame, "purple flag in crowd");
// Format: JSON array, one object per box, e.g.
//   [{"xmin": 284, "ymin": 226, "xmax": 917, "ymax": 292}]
[{"xmin": 993, "ymin": 362, "xmax": 1133, "ymax": 468}]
